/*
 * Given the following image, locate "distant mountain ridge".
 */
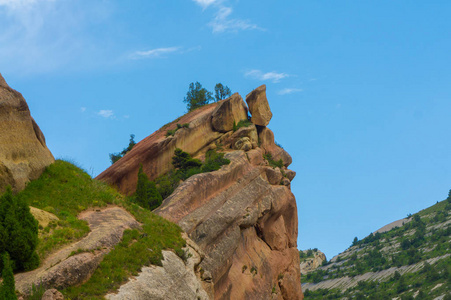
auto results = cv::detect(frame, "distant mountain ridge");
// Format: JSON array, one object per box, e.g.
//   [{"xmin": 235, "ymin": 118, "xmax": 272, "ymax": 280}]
[{"xmin": 302, "ymin": 195, "xmax": 451, "ymax": 299}]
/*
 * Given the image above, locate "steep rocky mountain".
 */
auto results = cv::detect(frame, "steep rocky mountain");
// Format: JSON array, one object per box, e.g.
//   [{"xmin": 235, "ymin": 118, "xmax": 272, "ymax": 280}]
[
  {"xmin": 0, "ymin": 76, "xmax": 302, "ymax": 299},
  {"xmin": 302, "ymin": 196, "xmax": 451, "ymax": 300},
  {"xmin": 0, "ymin": 73, "xmax": 54, "ymax": 193},
  {"xmin": 98, "ymin": 85, "xmax": 302, "ymax": 299}
]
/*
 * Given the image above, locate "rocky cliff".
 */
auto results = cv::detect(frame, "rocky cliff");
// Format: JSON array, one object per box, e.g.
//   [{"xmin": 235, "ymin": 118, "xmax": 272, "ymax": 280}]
[
  {"xmin": 0, "ymin": 73, "xmax": 54, "ymax": 193},
  {"xmin": 98, "ymin": 85, "xmax": 303, "ymax": 300}
]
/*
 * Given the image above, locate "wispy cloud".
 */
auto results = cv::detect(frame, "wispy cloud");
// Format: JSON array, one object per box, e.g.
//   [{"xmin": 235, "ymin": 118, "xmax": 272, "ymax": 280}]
[
  {"xmin": 209, "ymin": 6, "xmax": 259, "ymax": 33},
  {"xmin": 192, "ymin": 0, "xmax": 218, "ymax": 9},
  {"xmin": 130, "ymin": 47, "xmax": 180, "ymax": 59},
  {"xmin": 97, "ymin": 110, "xmax": 114, "ymax": 119},
  {"xmin": 193, "ymin": 0, "xmax": 261, "ymax": 33},
  {"xmin": 0, "ymin": 0, "xmax": 115, "ymax": 74},
  {"xmin": 244, "ymin": 69, "xmax": 289, "ymax": 83},
  {"xmin": 80, "ymin": 107, "xmax": 86, "ymax": 113},
  {"xmin": 278, "ymin": 88, "xmax": 303, "ymax": 95}
]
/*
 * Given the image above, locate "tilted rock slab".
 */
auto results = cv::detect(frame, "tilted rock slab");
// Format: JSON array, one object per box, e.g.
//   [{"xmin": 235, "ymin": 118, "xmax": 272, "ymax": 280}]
[
  {"xmin": 14, "ymin": 207, "xmax": 140, "ymax": 295},
  {"xmin": 98, "ymin": 88, "xmax": 303, "ymax": 300},
  {"xmin": 246, "ymin": 84, "xmax": 272, "ymax": 126},
  {"xmin": 0, "ymin": 73, "xmax": 54, "ymax": 193},
  {"xmin": 106, "ymin": 234, "xmax": 210, "ymax": 300},
  {"xmin": 156, "ymin": 151, "xmax": 302, "ymax": 299}
]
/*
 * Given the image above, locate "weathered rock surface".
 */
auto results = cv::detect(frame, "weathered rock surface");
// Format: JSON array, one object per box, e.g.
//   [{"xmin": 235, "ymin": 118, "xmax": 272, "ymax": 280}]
[
  {"xmin": 211, "ymin": 93, "xmax": 248, "ymax": 133},
  {"xmin": 106, "ymin": 234, "xmax": 210, "ymax": 300},
  {"xmin": 155, "ymin": 151, "xmax": 302, "ymax": 299},
  {"xmin": 245, "ymin": 85, "xmax": 272, "ymax": 126},
  {"xmin": 41, "ymin": 289, "xmax": 64, "ymax": 300},
  {"xmin": 15, "ymin": 207, "xmax": 140, "ymax": 295},
  {"xmin": 300, "ymin": 250, "xmax": 326, "ymax": 275},
  {"xmin": 0, "ymin": 73, "xmax": 54, "ymax": 193},
  {"xmin": 98, "ymin": 87, "xmax": 303, "ymax": 300}
]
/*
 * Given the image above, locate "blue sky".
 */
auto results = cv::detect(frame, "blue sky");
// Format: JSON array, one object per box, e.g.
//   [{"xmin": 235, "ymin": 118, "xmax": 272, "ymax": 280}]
[{"xmin": 1, "ymin": 0, "xmax": 450, "ymax": 259}]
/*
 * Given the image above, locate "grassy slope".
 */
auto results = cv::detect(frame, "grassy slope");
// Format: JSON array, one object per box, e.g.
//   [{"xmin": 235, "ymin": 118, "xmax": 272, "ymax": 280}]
[
  {"xmin": 303, "ymin": 198, "xmax": 451, "ymax": 300},
  {"xmin": 15, "ymin": 160, "xmax": 185, "ymax": 299}
]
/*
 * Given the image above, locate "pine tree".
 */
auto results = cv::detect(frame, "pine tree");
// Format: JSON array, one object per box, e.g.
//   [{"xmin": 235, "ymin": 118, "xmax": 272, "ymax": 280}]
[
  {"xmin": 214, "ymin": 83, "xmax": 231, "ymax": 102},
  {"xmin": 183, "ymin": 82, "xmax": 213, "ymax": 111},
  {"xmin": 0, "ymin": 187, "xmax": 39, "ymax": 272},
  {"xmin": 134, "ymin": 166, "xmax": 163, "ymax": 211},
  {"xmin": 0, "ymin": 252, "xmax": 17, "ymax": 300}
]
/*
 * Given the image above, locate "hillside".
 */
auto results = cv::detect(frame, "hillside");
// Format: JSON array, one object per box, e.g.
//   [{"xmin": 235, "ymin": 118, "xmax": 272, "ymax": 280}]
[
  {"xmin": 302, "ymin": 195, "xmax": 451, "ymax": 300},
  {"xmin": 11, "ymin": 160, "xmax": 188, "ymax": 299}
]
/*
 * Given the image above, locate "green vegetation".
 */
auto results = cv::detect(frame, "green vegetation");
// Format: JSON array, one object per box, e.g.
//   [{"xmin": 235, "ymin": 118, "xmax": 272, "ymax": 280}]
[
  {"xmin": 263, "ymin": 153, "xmax": 284, "ymax": 169},
  {"xmin": 0, "ymin": 253, "xmax": 17, "ymax": 300},
  {"xmin": 7, "ymin": 159, "xmax": 185, "ymax": 298},
  {"xmin": 304, "ymin": 257, "xmax": 451, "ymax": 299},
  {"xmin": 63, "ymin": 202, "xmax": 185, "ymax": 299},
  {"xmin": 183, "ymin": 82, "xmax": 232, "ymax": 111},
  {"xmin": 0, "ymin": 187, "xmax": 39, "ymax": 272},
  {"xmin": 232, "ymin": 119, "xmax": 253, "ymax": 132},
  {"xmin": 303, "ymin": 194, "xmax": 451, "ymax": 299},
  {"xmin": 15, "ymin": 160, "xmax": 119, "ymax": 259},
  {"xmin": 214, "ymin": 83, "xmax": 231, "ymax": 102},
  {"xmin": 133, "ymin": 165, "xmax": 162, "ymax": 211},
  {"xmin": 184, "ymin": 82, "xmax": 214, "ymax": 112},
  {"xmin": 166, "ymin": 123, "xmax": 189, "ymax": 137},
  {"xmin": 109, "ymin": 134, "xmax": 136, "ymax": 164}
]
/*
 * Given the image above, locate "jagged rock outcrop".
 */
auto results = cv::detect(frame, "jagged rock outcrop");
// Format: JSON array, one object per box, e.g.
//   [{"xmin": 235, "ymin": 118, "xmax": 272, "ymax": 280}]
[
  {"xmin": 300, "ymin": 250, "xmax": 326, "ymax": 275},
  {"xmin": 246, "ymin": 85, "xmax": 272, "ymax": 126},
  {"xmin": 98, "ymin": 89, "xmax": 303, "ymax": 299},
  {"xmin": 0, "ymin": 73, "xmax": 54, "ymax": 193}
]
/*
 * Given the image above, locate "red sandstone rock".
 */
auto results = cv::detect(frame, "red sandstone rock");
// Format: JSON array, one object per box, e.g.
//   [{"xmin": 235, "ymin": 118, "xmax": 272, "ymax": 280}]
[{"xmin": 98, "ymin": 87, "xmax": 303, "ymax": 300}]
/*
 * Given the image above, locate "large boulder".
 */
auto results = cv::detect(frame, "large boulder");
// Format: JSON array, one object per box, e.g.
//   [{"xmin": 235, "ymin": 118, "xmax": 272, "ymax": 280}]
[
  {"xmin": 245, "ymin": 84, "xmax": 273, "ymax": 126},
  {"xmin": 211, "ymin": 93, "xmax": 248, "ymax": 133},
  {"xmin": 0, "ymin": 73, "xmax": 54, "ymax": 193}
]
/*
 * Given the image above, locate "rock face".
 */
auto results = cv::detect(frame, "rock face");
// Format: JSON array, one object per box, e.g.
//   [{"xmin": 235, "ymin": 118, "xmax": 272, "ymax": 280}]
[
  {"xmin": 300, "ymin": 250, "xmax": 326, "ymax": 275},
  {"xmin": 106, "ymin": 234, "xmax": 210, "ymax": 300},
  {"xmin": 98, "ymin": 89, "xmax": 303, "ymax": 300},
  {"xmin": 0, "ymin": 73, "xmax": 54, "ymax": 193},
  {"xmin": 245, "ymin": 85, "xmax": 272, "ymax": 126}
]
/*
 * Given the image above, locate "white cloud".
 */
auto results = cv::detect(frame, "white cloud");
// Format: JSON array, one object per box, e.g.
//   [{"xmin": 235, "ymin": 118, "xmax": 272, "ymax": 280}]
[
  {"xmin": 80, "ymin": 107, "xmax": 86, "ymax": 112},
  {"xmin": 244, "ymin": 70, "xmax": 289, "ymax": 83},
  {"xmin": 130, "ymin": 47, "xmax": 180, "ymax": 59},
  {"xmin": 192, "ymin": 0, "xmax": 218, "ymax": 8},
  {"xmin": 192, "ymin": 1, "xmax": 260, "ymax": 33},
  {"xmin": 97, "ymin": 110, "xmax": 114, "ymax": 118},
  {"xmin": 278, "ymin": 88, "xmax": 303, "ymax": 95},
  {"xmin": 209, "ymin": 6, "xmax": 259, "ymax": 33}
]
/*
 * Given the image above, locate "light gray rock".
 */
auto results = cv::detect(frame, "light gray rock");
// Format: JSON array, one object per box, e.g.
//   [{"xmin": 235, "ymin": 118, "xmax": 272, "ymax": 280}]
[{"xmin": 106, "ymin": 245, "xmax": 210, "ymax": 300}]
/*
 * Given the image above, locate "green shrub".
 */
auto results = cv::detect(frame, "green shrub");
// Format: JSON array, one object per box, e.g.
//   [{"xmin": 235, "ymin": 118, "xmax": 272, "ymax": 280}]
[
  {"xmin": 263, "ymin": 153, "xmax": 284, "ymax": 169},
  {"xmin": 0, "ymin": 187, "xmax": 39, "ymax": 272},
  {"xmin": 201, "ymin": 150, "xmax": 230, "ymax": 172},
  {"xmin": 233, "ymin": 119, "xmax": 252, "ymax": 132},
  {"xmin": 133, "ymin": 166, "xmax": 163, "ymax": 211},
  {"xmin": 0, "ymin": 252, "xmax": 17, "ymax": 300},
  {"xmin": 109, "ymin": 134, "xmax": 136, "ymax": 164}
]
